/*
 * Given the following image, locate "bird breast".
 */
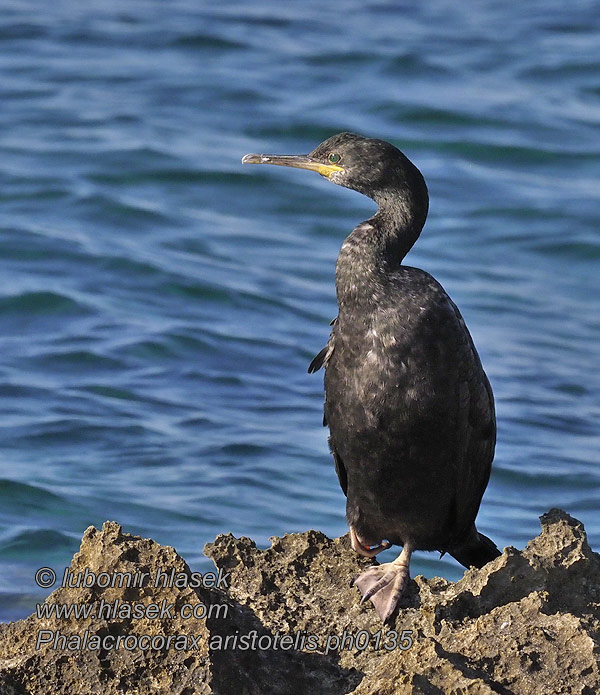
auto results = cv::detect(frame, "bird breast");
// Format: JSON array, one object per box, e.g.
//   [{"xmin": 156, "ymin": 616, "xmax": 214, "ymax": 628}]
[
  {"xmin": 327, "ymin": 285, "xmax": 460, "ymax": 436},
  {"xmin": 328, "ymin": 321, "xmax": 407, "ymax": 430}
]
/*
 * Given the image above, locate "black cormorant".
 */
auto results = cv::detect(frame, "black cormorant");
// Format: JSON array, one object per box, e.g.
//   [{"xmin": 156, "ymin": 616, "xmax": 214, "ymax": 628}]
[{"xmin": 242, "ymin": 132, "xmax": 500, "ymax": 622}]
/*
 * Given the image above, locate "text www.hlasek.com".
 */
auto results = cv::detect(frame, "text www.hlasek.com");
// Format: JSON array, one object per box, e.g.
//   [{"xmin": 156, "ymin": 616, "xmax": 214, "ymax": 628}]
[{"xmin": 36, "ymin": 597, "xmax": 222, "ymax": 622}]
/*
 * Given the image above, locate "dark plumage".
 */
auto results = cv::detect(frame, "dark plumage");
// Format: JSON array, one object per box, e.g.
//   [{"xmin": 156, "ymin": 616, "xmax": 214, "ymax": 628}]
[{"xmin": 242, "ymin": 132, "xmax": 500, "ymax": 622}]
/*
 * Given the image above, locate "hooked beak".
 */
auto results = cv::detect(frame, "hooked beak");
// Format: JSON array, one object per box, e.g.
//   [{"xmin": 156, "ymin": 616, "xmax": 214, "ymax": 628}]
[{"xmin": 241, "ymin": 153, "xmax": 344, "ymax": 179}]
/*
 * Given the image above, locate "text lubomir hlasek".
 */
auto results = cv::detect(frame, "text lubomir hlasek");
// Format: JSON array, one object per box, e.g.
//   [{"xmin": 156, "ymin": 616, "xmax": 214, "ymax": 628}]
[{"xmin": 60, "ymin": 567, "xmax": 230, "ymax": 590}]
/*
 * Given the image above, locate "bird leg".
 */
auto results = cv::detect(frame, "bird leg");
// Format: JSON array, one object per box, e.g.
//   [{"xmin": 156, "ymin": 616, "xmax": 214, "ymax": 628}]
[
  {"xmin": 351, "ymin": 541, "xmax": 413, "ymax": 622},
  {"xmin": 349, "ymin": 526, "xmax": 391, "ymax": 558}
]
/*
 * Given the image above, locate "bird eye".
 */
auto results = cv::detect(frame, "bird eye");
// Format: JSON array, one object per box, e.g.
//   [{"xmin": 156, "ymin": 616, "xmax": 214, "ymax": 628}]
[{"xmin": 328, "ymin": 152, "xmax": 341, "ymax": 164}]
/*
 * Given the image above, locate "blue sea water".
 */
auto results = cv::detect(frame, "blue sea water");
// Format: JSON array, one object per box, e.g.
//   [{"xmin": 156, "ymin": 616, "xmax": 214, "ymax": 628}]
[{"xmin": 1, "ymin": 1, "xmax": 599, "ymax": 622}]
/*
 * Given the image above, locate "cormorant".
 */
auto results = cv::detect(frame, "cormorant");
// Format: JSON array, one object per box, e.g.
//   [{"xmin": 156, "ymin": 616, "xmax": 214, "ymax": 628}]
[{"xmin": 242, "ymin": 132, "xmax": 500, "ymax": 622}]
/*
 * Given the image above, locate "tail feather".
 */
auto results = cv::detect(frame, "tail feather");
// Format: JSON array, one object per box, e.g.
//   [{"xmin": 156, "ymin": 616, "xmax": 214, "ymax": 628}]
[{"xmin": 449, "ymin": 527, "xmax": 501, "ymax": 569}]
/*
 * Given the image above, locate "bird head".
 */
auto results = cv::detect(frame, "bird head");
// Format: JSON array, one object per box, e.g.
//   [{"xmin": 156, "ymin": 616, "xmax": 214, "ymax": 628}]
[{"xmin": 242, "ymin": 132, "xmax": 427, "ymax": 209}]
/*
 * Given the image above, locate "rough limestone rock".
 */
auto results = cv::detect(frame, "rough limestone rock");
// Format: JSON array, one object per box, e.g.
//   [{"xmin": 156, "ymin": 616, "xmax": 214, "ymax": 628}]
[{"xmin": 0, "ymin": 509, "xmax": 598, "ymax": 694}]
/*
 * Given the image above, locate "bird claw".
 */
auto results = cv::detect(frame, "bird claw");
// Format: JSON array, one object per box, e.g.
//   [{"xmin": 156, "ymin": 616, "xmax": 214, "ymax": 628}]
[{"xmin": 349, "ymin": 527, "xmax": 391, "ymax": 558}]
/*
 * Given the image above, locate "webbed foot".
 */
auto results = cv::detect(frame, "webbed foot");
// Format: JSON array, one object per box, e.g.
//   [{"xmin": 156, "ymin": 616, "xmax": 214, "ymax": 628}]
[{"xmin": 351, "ymin": 542, "xmax": 413, "ymax": 622}]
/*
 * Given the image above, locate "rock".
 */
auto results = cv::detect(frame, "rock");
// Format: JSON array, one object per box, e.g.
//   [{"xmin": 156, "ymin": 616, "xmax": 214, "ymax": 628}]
[{"xmin": 0, "ymin": 509, "xmax": 598, "ymax": 694}]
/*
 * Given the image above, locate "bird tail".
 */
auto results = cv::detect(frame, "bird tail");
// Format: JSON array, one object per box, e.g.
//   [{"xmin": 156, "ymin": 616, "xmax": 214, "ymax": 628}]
[{"xmin": 448, "ymin": 526, "xmax": 501, "ymax": 569}]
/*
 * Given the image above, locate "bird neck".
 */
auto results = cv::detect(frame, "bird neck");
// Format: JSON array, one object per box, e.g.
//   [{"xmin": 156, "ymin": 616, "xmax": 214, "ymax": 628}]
[
  {"xmin": 335, "ymin": 194, "xmax": 426, "ymax": 313},
  {"xmin": 371, "ymin": 190, "xmax": 425, "ymax": 260}
]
